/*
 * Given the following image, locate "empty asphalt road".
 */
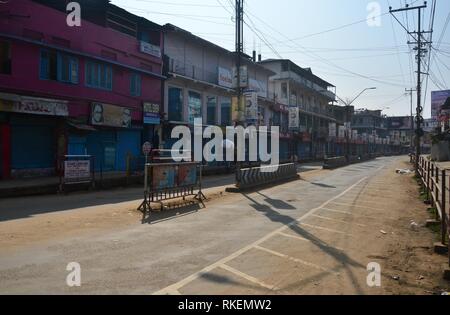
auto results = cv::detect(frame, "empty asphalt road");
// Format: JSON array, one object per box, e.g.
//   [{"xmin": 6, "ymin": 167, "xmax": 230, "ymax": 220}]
[{"xmin": 0, "ymin": 156, "xmax": 431, "ymax": 294}]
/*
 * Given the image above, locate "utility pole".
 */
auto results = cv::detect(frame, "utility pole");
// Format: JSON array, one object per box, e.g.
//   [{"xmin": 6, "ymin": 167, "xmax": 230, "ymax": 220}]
[
  {"xmin": 234, "ymin": 0, "xmax": 244, "ymax": 177},
  {"xmin": 405, "ymin": 88, "xmax": 416, "ymax": 154},
  {"xmin": 235, "ymin": 0, "xmax": 244, "ymax": 126},
  {"xmin": 390, "ymin": 2, "xmax": 430, "ymax": 176}
]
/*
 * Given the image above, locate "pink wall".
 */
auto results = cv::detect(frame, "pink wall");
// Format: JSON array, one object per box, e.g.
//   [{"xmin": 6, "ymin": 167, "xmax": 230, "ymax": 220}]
[{"xmin": 0, "ymin": 0, "xmax": 163, "ymax": 122}]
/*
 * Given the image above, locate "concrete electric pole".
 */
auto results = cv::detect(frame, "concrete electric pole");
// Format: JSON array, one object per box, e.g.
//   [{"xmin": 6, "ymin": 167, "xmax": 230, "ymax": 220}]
[{"xmin": 390, "ymin": 2, "xmax": 430, "ymax": 176}]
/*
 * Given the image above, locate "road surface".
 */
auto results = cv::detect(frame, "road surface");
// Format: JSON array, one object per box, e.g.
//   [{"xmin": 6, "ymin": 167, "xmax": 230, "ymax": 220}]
[{"xmin": 0, "ymin": 156, "xmax": 447, "ymax": 294}]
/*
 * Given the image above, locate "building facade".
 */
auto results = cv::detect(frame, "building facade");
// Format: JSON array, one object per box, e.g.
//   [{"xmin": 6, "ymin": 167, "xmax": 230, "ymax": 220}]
[
  {"xmin": 0, "ymin": 0, "xmax": 164, "ymax": 179},
  {"xmin": 258, "ymin": 59, "xmax": 337, "ymax": 160},
  {"xmin": 162, "ymin": 24, "xmax": 278, "ymax": 161}
]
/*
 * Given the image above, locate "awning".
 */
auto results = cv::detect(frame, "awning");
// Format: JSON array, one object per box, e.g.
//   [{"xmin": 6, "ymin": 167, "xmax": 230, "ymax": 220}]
[{"xmin": 67, "ymin": 121, "xmax": 97, "ymax": 131}]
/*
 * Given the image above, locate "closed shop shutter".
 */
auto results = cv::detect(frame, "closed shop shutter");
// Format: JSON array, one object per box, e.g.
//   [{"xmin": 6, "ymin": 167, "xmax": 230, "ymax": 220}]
[
  {"xmin": 11, "ymin": 124, "xmax": 54, "ymax": 169},
  {"xmin": 116, "ymin": 130, "xmax": 141, "ymax": 171}
]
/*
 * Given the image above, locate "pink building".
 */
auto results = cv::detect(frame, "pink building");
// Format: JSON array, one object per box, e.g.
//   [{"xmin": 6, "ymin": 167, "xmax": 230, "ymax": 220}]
[{"xmin": 0, "ymin": 0, "xmax": 164, "ymax": 178}]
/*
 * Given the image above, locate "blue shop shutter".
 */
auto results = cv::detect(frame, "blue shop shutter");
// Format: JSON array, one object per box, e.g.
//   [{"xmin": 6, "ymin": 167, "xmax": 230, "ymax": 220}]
[
  {"xmin": 11, "ymin": 125, "xmax": 54, "ymax": 169},
  {"xmin": 117, "ymin": 130, "xmax": 141, "ymax": 171},
  {"xmin": 68, "ymin": 136, "xmax": 87, "ymax": 156}
]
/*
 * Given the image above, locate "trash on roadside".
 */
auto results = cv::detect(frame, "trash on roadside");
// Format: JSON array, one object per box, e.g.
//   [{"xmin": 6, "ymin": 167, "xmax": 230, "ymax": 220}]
[
  {"xmin": 410, "ymin": 221, "xmax": 420, "ymax": 231},
  {"xmin": 380, "ymin": 230, "xmax": 388, "ymax": 235},
  {"xmin": 392, "ymin": 275, "xmax": 400, "ymax": 281},
  {"xmin": 418, "ymin": 275, "xmax": 425, "ymax": 280},
  {"xmin": 396, "ymin": 169, "xmax": 413, "ymax": 175}
]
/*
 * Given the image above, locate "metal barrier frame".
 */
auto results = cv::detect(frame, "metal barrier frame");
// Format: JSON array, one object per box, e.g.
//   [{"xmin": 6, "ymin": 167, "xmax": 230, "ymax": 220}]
[
  {"xmin": 417, "ymin": 156, "xmax": 450, "ymax": 267},
  {"xmin": 138, "ymin": 161, "xmax": 205, "ymax": 217}
]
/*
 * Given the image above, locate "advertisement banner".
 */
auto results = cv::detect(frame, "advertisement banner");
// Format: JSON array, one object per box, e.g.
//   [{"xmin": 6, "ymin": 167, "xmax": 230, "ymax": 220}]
[
  {"xmin": 431, "ymin": 90, "xmax": 450, "ymax": 121},
  {"xmin": 329, "ymin": 123, "xmax": 337, "ymax": 138},
  {"xmin": 232, "ymin": 96, "xmax": 245, "ymax": 123},
  {"xmin": 143, "ymin": 102, "xmax": 160, "ymax": 125},
  {"xmin": 218, "ymin": 67, "xmax": 233, "ymax": 88},
  {"xmin": 152, "ymin": 166, "xmax": 176, "ymax": 190},
  {"xmin": 338, "ymin": 126, "xmax": 346, "ymax": 139},
  {"xmin": 178, "ymin": 164, "xmax": 197, "ymax": 187},
  {"xmin": 387, "ymin": 116, "xmax": 412, "ymax": 130},
  {"xmin": 64, "ymin": 160, "xmax": 91, "ymax": 184},
  {"xmin": 289, "ymin": 106, "xmax": 299, "ymax": 130},
  {"xmin": 244, "ymin": 92, "xmax": 258, "ymax": 123},
  {"xmin": 91, "ymin": 103, "xmax": 132, "ymax": 128},
  {"xmin": 187, "ymin": 91, "xmax": 202, "ymax": 124},
  {"xmin": 232, "ymin": 66, "xmax": 248, "ymax": 88}
]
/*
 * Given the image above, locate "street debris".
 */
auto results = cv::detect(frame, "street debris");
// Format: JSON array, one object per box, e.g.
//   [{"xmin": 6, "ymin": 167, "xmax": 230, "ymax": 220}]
[
  {"xmin": 396, "ymin": 169, "xmax": 413, "ymax": 175},
  {"xmin": 392, "ymin": 275, "xmax": 400, "ymax": 281},
  {"xmin": 418, "ymin": 275, "xmax": 425, "ymax": 280},
  {"xmin": 410, "ymin": 221, "xmax": 420, "ymax": 231},
  {"xmin": 380, "ymin": 230, "xmax": 388, "ymax": 235}
]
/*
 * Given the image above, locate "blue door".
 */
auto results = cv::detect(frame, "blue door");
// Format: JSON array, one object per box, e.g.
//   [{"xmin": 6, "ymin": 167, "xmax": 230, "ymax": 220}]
[{"xmin": 116, "ymin": 130, "xmax": 141, "ymax": 171}]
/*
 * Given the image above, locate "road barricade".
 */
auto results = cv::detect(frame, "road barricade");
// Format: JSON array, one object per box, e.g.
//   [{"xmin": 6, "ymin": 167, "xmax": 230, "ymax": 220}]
[
  {"xmin": 137, "ymin": 162, "xmax": 206, "ymax": 218},
  {"xmin": 236, "ymin": 163, "xmax": 299, "ymax": 190},
  {"xmin": 323, "ymin": 157, "xmax": 348, "ymax": 169}
]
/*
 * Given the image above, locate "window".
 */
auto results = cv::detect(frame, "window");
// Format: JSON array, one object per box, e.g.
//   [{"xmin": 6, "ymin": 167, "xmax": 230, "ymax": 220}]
[
  {"xmin": 207, "ymin": 96, "xmax": 217, "ymax": 125},
  {"xmin": 40, "ymin": 50, "xmax": 78, "ymax": 83},
  {"xmin": 188, "ymin": 91, "xmax": 202, "ymax": 124},
  {"xmin": 221, "ymin": 98, "xmax": 231, "ymax": 126},
  {"xmin": 168, "ymin": 87, "xmax": 183, "ymax": 122},
  {"xmin": 130, "ymin": 73, "xmax": 141, "ymax": 96},
  {"xmin": 0, "ymin": 41, "xmax": 11, "ymax": 75},
  {"xmin": 86, "ymin": 61, "xmax": 113, "ymax": 90}
]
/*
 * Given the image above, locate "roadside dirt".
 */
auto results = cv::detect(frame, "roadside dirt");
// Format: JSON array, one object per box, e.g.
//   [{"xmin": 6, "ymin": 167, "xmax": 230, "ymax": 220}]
[
  {"xmin": 0, "ymin": 169, "xmax": 328, "ymax": 253},
  {"xmin": 367, "ymin": 160, "xmax": 449, "ymax": 295}
]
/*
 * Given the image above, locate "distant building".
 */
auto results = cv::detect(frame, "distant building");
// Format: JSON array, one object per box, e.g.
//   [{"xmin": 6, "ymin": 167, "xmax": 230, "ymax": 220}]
[{"xmin": 258, "ymin": 59, "xmax": 337, "ymax": 159}]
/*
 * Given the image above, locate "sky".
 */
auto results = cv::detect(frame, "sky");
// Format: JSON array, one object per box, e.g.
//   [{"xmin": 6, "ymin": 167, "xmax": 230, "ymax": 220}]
[{"xmin": 110, "ymin": 0, "xmax": 450, "ymax": 118}]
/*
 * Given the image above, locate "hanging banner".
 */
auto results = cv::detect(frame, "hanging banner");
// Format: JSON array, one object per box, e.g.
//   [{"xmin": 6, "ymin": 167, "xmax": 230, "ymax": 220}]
[
  {"xmin": 338, "ymin": 126, "xmax": 346, "ymax": 139},
  {"xmin": 244, "ymin": 92, "xmax": 258, "ymax": 123},
  {"xmin": 328, "ymin": 123, "xmax": 337, "ymax": 138},
  {"xmin": 91, "ymin": 103, "xmax": 132, "ymax": 128},
  {"xmin": 232, "ymin": 66, "xmax": 248, "ymax": 88},
  {"xmin": 431, "ymin": 90, "xmax": 450, "ymax": 122},
  {"xmin": 288, "ymin": 106, "xmax": 299, "ymax": 130}
]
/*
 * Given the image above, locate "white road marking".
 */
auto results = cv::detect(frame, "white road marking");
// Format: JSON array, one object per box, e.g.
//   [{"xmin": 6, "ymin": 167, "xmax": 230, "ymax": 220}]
[
  {"xmin": 320, "ymin": 208, "xmax": 394, "ymax": 220},
  {"xmin": 152, "ymin": 176, "xmax": 368, "ymax": 295},
  {"xmin": 277, "ymin": 232, "xmax": 310, "ymax": 242},
  {"xmin": 299, "ymin": 223, "xmax": 352, "ymax": 236},
  {"xmin": 219, "ymin": 264, "xmax": 279, "ymax": 291},
  {"xmin": 311, "ymin": 214, "xmax": 367, "ymax": 227},
  {"xmin": 330, "ymin": 202, "xmax": 386, "ymax": 212},
  {"xmin": 254, "ymin": 245, "xmax": 339, "ymax": 275}
]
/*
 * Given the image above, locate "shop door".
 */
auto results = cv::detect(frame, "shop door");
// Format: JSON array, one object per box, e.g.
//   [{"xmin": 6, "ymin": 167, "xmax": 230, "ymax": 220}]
[{"xmin": 11, "ymin": 124, "xmax": 54, "ymax": 170}]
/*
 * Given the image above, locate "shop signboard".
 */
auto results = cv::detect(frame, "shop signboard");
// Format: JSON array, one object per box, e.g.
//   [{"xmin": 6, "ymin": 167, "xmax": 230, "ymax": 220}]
[
  {"xmin": 91, "ymin": 103, "xmax": 132, "ymax": 128},
  {"xmin": 143, "ymin": 102, "xmax": 160, "ymax": 125}
]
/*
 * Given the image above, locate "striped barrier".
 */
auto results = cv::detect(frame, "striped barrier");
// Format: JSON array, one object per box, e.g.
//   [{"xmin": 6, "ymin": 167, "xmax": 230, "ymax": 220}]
[{"xmin": 236, "ymin": 163, "xmax": 299, "ymax": 190}]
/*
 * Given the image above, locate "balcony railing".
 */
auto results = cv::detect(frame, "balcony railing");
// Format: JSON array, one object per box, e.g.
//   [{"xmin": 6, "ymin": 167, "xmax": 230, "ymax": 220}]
[
  {"xmin": 279, "ymin": 71, "xmax": 335, "ymax": 100},
  {"xmin": 168, "ymin": 58, "xmax": 218, "ymax": 85}
]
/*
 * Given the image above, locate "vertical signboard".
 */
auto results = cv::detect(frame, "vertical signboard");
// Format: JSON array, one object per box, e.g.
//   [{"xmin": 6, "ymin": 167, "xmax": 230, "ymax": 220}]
[
  {"xmin": 431, "ymin": 90, "xmax": 450, "ymax": 122},
  {"xmin": 288, "ymin": 106, "xmax": 299, "ymax": 130},
  {"xmin": 244, "ymin": 91, "xmax": 258, "ymax": 124},
  {"xmin": 232, "ymin": 96, "xmax": 245, "ymax": 123}
]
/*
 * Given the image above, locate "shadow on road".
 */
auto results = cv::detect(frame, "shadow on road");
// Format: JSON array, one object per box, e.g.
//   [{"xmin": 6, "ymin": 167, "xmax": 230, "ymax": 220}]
[{"xmin": 242, "ymin": 186, "xmax": 367, "ymax": 294}]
